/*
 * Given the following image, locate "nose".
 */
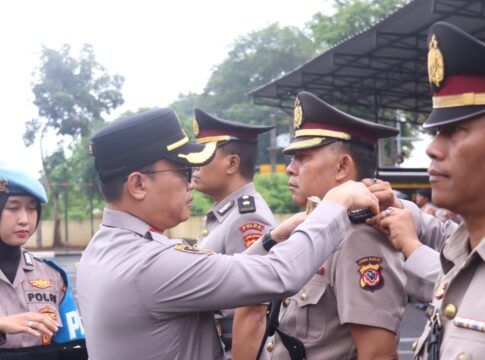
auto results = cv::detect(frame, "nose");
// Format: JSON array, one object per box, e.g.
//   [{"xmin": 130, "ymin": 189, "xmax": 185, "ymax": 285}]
[
  {"xmin": 426, "ymin": 134, "xmax": 444, "ymax": 161},
  {"xmin": 17, "ymin": 208, "xmax": 29, "ymax": 226},
  {"xmin": 286, "ymin": 158, "xmax": 297, "ymax": 176}
]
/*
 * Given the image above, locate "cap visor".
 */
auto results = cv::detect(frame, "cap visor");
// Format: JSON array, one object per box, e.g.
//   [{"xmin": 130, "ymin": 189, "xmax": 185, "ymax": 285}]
[
  {"xmin": 167, "ymin": 142, "xmax": 216, "ymax": 166},
  {"xmin": 424, "ymin": 106, "xmax": 485, "ymax": 128},
  {"xmin": 282, "ymin": 137, "xmax": 335, "ymax": 155}
]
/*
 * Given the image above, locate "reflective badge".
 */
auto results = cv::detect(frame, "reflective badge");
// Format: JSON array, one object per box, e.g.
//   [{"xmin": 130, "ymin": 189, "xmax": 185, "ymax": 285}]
[
  {"xmin": 243, "ymin": 233, "xmax": 262, "ymax": 248},
  {"xmin": 357, "ymin": 256, "xmax": 384, "ymax": 291},
  {"xmin": 0, "ymin": 178, "xmax": 9, "ymax": 193},
  {"xmin": 29, "ymin": 278, "xmax": 53, "ymax": 289},
  {"xmin": 39, "ymin": 306, "xmax": 58, "ymax": 345},
  {"xmin": 239, "ymin": 222, "xmax": 265, "ymax": 233},
  {"xmin": 174, "ymin": 243, "xmax": 214, "ymax": 255}
]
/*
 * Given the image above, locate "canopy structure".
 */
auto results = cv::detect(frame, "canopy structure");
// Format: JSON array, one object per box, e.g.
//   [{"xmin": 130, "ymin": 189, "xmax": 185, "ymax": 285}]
[{"xmin": 250, "ymin": 0, "xmax": 485, "ymax": 124}]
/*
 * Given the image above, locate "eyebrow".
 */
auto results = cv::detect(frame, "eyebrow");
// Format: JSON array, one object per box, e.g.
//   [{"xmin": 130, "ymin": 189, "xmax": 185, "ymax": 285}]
[{"xmin": 5, "ymin": 198, "xmax": 38, "ymax": 206}]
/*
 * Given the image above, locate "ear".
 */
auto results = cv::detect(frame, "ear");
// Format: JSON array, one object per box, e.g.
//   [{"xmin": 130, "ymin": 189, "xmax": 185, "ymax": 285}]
[
  {"xmin": 125, "ymin": 172, "xmax": 148, "ymax": 201},
  {"xmin": 226, "ymin": 154, "xmax": 240, "ymax": 175},
  {"xmin": 335, "ymin": 154, "xmax": 355, "ymax": 182}
]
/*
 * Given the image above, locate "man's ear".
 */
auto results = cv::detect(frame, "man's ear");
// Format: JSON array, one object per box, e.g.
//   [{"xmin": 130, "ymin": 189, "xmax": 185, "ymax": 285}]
[
  {"xmin": 125, "ymin": 172, "xmax": 148, "ymax": 201},
  {"xmin": 335, "ymin": 154, "xmax": 355, "ymax": 182},
  {"xmin": 226, "ymin": 154, "xmax": 240, "ymax": 175}
]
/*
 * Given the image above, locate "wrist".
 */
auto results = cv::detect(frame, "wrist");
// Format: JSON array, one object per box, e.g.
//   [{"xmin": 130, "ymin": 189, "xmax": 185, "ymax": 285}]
[
  {"xmin": 262, "ymin": 232, "xmax": 278, "ymax": 251},
  {"xmin": 400, "ymin": 238, "xmax": 422, "ymax": 259}
]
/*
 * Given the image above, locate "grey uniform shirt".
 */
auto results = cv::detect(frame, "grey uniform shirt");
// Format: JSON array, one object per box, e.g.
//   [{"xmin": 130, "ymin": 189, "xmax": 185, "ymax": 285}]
[
  {"xmin": 262, "ymin": 225, "xmax": 407, "ymax": 360},
  {"xmin": 198, "ymin": 183, "xmax": 276, "ymax": 254},
  {"xmin": 77, "ymin": 200, "xmax": 352, "ymax": 360},
  {"xmin": 0, "ymin": 250, "xmax": 65, "ymax": 348},
  {"xmin": 414, "ymin": 224, "xmax": 485, "ymax": 360}
]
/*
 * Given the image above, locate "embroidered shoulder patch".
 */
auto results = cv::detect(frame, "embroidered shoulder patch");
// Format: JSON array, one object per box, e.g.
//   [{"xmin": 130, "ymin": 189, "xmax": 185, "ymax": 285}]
[
  {"xmin": 174, "ymin": 243, "xmax": 214, "ymax": 255},
  {"xmin": 242, "ymin": 233, "xmax": 262, "ymax": 248},
  {"xmin": 356, "ymin": 256, "xmax": 384, "ymax": 292},
  {"xmin": 29, "ymin": 278, "xmax": 52, "ymax": 289},
  {"xmin": 238, "ymin": 195, "xmax": 256, "ymax": 214},
  {"xmin": 239, "ymin": 222, "xmax": 265, "ymax": 233},
  {"xmin": 39, "ymin": 306, "xmax": 58, "ymax": 345}
]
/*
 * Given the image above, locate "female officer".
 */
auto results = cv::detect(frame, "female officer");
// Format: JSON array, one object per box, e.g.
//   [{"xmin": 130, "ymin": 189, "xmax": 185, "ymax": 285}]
[{"xmin": 0, "ymin": 163, "xmax": 85, "ymax": 358}]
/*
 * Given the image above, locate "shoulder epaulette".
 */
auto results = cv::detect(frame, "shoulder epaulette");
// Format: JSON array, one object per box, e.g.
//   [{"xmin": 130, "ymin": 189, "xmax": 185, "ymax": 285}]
[{"xmin": 238, "ymin": 195, "xmax": 256, "ymax": 214}]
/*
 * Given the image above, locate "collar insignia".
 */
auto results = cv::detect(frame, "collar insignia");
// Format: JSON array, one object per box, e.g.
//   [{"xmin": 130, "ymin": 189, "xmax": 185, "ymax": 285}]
[
  {"xmin": 428, "ymin": 34, "xmax": 445, "ymax": 87},
  {"xmin": 217, "ymin": 200, "xmax": 235, "ymax": 217},
  {"xmin": 0, "ymin": 178, "xmax": 9, "ymax": 193}
]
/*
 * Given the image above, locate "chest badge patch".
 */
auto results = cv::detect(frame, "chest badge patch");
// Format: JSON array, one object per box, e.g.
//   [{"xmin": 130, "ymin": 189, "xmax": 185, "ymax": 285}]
[
  {"xmin": 357, "ymin": 256, "xmax": 384, "ymax": 292},
  {"xmin": 39, "ymin": 306, "xmax": 58, "ymax": 345},
  {"xmin": 29, "ymin": 278, "xmax": 52, "ymax": 289},
  {"xmin": 174, "ymin": 243, "xmax": 214, "ymax": 255}
]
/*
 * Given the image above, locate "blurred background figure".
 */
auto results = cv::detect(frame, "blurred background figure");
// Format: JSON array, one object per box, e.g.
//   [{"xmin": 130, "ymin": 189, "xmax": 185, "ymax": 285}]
[{"xmin": 414, "ymin": 189, "xmax": 436, "ymax": 216}]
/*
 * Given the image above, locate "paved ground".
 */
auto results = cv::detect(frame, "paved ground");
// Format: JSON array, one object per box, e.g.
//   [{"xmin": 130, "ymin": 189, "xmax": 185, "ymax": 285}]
[{"xmin": 47, "ymin": 252, "xmax": 427, "ymax": 358}]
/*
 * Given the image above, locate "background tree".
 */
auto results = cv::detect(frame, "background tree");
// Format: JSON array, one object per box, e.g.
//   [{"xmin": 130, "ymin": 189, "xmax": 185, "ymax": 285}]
[{"xmin": 24, "ymin": 44, "xmax": 124, "ymax": 247}]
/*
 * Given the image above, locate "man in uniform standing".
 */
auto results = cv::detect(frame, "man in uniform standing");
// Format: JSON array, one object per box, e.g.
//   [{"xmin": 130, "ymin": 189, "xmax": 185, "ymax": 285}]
[
  {"xmin": 192, "ymin": 108, "xmax": 276, "ymax": 359},
  {"xmin": 260, "ymin": 91, "xmax": 407, "ymax": 360},
  {"xmin": 375, "ymin": 22, "xmax": 485, "ymax": 360},
  {"xmin": 76, "ymin": 107, "xmax": 380, "ymax": 360}
]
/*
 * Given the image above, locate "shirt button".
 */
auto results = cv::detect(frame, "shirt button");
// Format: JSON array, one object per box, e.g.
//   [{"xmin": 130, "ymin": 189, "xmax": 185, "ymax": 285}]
[
  {"xmin": 266, "ymin": 341, "xmax": 274, "ymax": 352},
  {"xmin": 201, "ymin": 229, "xmax": 209, "ymax": 236},
  {"xmin": 444, "ymin": 303, "xmax": 457, "ymax": 320},
  {"xmin": 457, "ymin": 353, "xmax": 468, "ymax": 360},
  {"xmin": 300, "ymin": 292, "xmax": 308, "ymax": 301},
  {"xmin": 411, "ymin": 341, "xmax": 417, "ymax": 351},
  {"xmin": 282, "ymin": 298, "xmax": 290, "ymax": 307}
]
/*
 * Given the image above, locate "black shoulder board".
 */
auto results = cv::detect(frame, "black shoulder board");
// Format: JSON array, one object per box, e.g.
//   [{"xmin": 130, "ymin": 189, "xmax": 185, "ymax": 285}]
[
  {"xmin": 238, "ymin": 195, "xmax": 256, "ymax": 214},
  {"xmin": 217, "ymin": 200, "xmax": 235, "ymax": 216}
]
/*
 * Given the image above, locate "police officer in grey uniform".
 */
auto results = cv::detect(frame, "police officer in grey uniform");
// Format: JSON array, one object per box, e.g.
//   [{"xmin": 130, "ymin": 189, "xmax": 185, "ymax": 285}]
[
  {"xmin": 259, "ymin": 91, "xmax": 407, "ymax": 360},
  {"xmin": 192, "ymin": 108, "xmax": 276, "ymax": 358},
  {"xmin": 372, "ymin": 22, "xmax": 485, "ymax": 360},
  {"xmin": 76, "ymin": 107, "xmax": 380, "ymax": 360}
]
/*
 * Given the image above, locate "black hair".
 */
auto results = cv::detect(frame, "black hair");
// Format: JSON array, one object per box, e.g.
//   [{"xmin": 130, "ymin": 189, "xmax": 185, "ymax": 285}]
[
  {"xmin": 336, "ymin": 139, "xmax": 378, "ymax": 180},
  {"xmin": 218, "ymin": 141, "xmax": 258, "ymax": 180}
]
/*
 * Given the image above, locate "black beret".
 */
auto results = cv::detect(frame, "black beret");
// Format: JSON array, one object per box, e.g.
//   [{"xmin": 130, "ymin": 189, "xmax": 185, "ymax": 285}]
[
  {"xmin": 90, "ymin": 108, "xmax": 216, "ymax": 181},
  {"xmin": 193, "ymin": 108, "xmax": 274, "ymax": 144},
  {"xmin": 424, "ymin": 22, "xmax": 485, "ymax": 128},
  {"xmin": 283, "ymin": 91, "xmax": 399, "ymax": 154}
]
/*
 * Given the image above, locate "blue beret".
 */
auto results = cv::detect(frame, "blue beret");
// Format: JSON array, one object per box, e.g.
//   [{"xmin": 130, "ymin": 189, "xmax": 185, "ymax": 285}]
[{"xmin": 0, "ymin": 163, "xmax": 48, "ymax": 204}]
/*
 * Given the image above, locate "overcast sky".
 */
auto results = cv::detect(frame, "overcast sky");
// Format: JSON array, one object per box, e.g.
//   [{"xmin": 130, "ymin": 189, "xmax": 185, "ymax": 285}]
[{"xmin": 0, "ymin": 0, "xmax": 431, "ymax": 177}]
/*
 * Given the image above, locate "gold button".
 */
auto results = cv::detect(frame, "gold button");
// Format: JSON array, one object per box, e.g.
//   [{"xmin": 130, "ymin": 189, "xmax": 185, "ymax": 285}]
[
  {"xmin": 300, "ymin": 292, "xmax": 307, "ymax": 301},
  {"xmin": 457, "ymin": 353, "xmax": 468, "ymax": 360},
  {"xmin": 266, "ymin": 341, "xmax": 274, "ymax": 352},
  {"xmin": 282, "ymin": 298, "xmax": 290, "ymax": 307},
  {"xmin": 411, "ymin": 341, "xmax": 417, "ymax": 351},
  {"xmin": 444, "ymin": 304, "xmax": 457, "ymax": 320},
  {"xmin": 201, "ymin": 229, "xmax": 208, "ymax": 236}
]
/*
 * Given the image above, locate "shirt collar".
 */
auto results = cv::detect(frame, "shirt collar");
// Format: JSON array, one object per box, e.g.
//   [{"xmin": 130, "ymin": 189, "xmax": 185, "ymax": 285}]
[{"xmin": 102, "ymin": 207, "xmax": 152, "ymax": 237}]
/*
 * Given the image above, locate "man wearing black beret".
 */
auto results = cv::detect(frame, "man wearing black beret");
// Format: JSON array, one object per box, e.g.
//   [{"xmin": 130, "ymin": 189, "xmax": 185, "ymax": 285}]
[{"xmin": 76, "ymin": 107, "xmax": 380, "ymax": 360}]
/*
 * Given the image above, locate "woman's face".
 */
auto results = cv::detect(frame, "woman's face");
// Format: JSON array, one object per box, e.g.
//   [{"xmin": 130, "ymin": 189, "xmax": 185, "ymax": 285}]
[{"xmin": 0, "ymin": 195, "xmax": 39, "ymax": 247}]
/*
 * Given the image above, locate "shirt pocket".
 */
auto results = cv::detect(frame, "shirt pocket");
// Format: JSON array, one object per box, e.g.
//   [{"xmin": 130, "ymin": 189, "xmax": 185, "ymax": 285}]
[{"xmin": 294, "ymin": 280, "xmax": 329, "ymax": 342}]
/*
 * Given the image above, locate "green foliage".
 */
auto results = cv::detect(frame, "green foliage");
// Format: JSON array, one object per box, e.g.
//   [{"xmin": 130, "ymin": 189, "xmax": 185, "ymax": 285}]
[
  {"xmin": 190, "ymin": 190, "xmax": 213, "ymax": 216},
  {"xmin": 254, "ymin": 173, "xmax": 300, "ymax": 214},
  {"xmin": 308, "ymin": 0, "xmax": 410, "ymax": 49}
]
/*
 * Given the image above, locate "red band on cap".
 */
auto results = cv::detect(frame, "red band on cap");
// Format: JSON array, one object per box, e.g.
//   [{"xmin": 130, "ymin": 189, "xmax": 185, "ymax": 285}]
[
  {"xmin": 197, "ymin": 129, "xmax": 257, "ymax": 139},
  {"xmin": 435, "ymin": 75, "xmax": 485, "ymax": 96},
  {"xmin": 302, "ymin": 122, "xmax": 378, "ymax": 143}
]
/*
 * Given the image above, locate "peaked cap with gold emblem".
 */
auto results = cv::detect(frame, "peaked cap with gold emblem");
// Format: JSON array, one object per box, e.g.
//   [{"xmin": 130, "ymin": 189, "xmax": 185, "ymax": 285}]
[
  {"xmin": 424, "ymin": 22, "xmax": 485, "ymax": 128},
  {"xmin": 193, "ymin": 108, "xmax": 274, "ymax": 144},
  {"xmin": 90, "ymin": 108, "xmax": 216, "ymax": 181},
  {"xmin": 283, "ymin": 91, "xmax": 398, "ymax": 154}
]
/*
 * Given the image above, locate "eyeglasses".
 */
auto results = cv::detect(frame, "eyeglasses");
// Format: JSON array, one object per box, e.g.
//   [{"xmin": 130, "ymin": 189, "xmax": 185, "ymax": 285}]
[{"xmin": 141, "ymin": 167, "xmax": 193, "ymax": 183}]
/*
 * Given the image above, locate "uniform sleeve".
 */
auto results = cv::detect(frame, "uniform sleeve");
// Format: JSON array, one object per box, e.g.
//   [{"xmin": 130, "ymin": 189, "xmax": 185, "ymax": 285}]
[
  {"xmin": 402, "ymin": 200, "xmax": 458, "ymax": 250},
  {"xmin": 224, "ymin": 209, "xmax": 276, "ymax": 255},
  {"xmin": 334, "ymin": 226, "xmax": 407, "ymax": 334},
  {"xmin": 138, "ymin": 200, "xmax": 352, "ymax": 317},
  {"xmin": 404, "ymin": 245, "xmax": 441, "ymax": 303}
]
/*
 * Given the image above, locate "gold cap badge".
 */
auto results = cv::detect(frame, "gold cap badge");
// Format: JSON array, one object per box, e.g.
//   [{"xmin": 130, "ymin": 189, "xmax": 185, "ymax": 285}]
[
  {"xmin": 428, "ymin": 34, "xmax": 445, "ymax": 87},
  {"xmin": 193, "ymin": 118, "xmax": 199, "ymax": 137},
  {"xmin": 294, "ymin": 97, "xmax": 303, "ymax": 129},
  {"xmin": 0, "ymin": 178, "xmax": 9, "ymax": 193}
]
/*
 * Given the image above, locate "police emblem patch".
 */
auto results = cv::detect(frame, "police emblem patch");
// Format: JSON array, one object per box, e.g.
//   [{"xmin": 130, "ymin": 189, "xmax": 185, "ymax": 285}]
[
  {"xmin": 356, "ymin": 256, "xmax": 384, "ymax": 291},
  {"xmin": 29, "ymin": 278, "xmax": 52, "ymax": 289},
  {"xmin": 239, "ymin": 222, "xmax": 265, "ymax": 233},
  {"xmin": 428, "ymin": 34, "xmax": 445, "ymax": 87},
  {"xmin": 174, "ymin": 243, "xmax": 214, "ymax": 255},
  {"xmin": 0, "ymin": 178, "xmax": 9, "ymax": 193},
  {"xmin": 39, "ymin": 306, "xmax": 58, "ymax": 345},
  {"xmin": 294, "ymin": 97, "xmax": 303, "ymax": 129},
  {"xmin": 242, "ymin": 233, "xmax": 262, "ymax": 248}
]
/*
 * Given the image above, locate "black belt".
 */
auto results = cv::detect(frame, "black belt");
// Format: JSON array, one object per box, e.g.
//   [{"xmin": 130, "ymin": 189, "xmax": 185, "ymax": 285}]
[{"xmin": 0, "ymin": 339, "xmax": 87, "ymax": 360}]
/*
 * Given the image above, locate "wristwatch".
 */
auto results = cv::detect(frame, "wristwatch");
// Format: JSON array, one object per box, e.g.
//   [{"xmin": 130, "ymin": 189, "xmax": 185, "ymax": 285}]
[{"xmin": 262, "ymin": 232, "xmax": 277, "ymax": 251}]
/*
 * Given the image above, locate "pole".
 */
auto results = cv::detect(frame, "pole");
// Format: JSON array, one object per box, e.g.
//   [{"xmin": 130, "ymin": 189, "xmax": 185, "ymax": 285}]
[{"xmin": 63, "ymin": 182, "xmax": 69, "ymax": 252}]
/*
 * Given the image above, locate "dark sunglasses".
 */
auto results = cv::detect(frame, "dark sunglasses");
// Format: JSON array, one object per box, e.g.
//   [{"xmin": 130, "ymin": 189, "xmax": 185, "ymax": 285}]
[{"xmin": 141, "ymin": 167, "xmax": 193, "ymax": 183}]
